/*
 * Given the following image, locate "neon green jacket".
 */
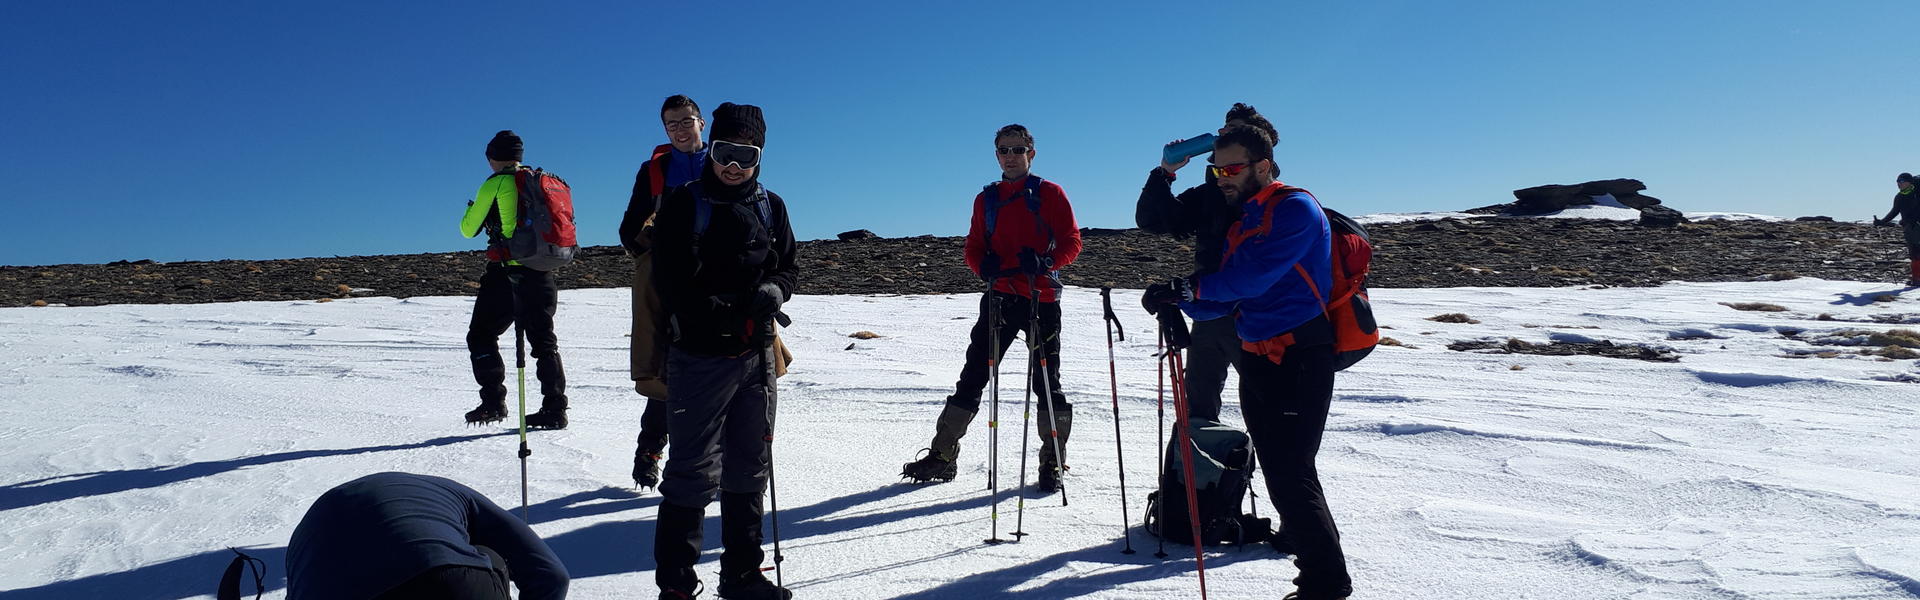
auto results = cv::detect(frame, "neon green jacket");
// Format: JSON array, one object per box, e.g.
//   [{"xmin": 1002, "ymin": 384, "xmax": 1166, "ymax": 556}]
[{"xmin": 461, "ymin": 172, "xmax": 519, "ymax": 241}]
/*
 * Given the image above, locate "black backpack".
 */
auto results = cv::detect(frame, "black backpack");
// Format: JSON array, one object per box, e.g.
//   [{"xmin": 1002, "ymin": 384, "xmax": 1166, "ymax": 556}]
[{"xmin": 1144, "ymin": 418, "xmax": 1271, "ymax": 546}]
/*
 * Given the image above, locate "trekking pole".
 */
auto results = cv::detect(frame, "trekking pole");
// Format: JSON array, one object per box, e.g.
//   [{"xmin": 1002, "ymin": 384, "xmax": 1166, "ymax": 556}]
[
  {"xmin": 515, "ymin": 323, "xmax": 531, "ymax": 521},
  {"xmin": 1011, "ymin": 292, "xmax": 1037, "ymax": 539},
  {"xmin": 1029, "ymin": 273, "xmax": 1069, "ymax": 507},
  {"xmin": 985, "ymin": 279, "xmax": 1009, "ymax": 545},
  {"xmin": 762, "ymin": 314, "xmax": 790, "ymax": 585},
  {"xmin": 1100, "ymin": 287, "xmax": 1134, "ymax": 554},
  {"xmin": 1169, "ymin": 350, "xmax": 1210, "ymax": 600},
  {"xmin": 1154, "ymin": 330, "xmax": 1169, "ymax": 559}
]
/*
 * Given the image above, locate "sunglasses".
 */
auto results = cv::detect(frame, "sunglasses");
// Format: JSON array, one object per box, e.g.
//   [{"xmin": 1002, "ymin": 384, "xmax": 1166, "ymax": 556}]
[
  {"xmin": 996, "ymin": 146, "xmax": 1031, "ymax": 155},
  {"xmin": 710, "ymin": 140, "xmax": 762, "ymax": 170},
  {"xmin": 1207, "ymin": 162, "xmax": 1253, "ymax": 178}
]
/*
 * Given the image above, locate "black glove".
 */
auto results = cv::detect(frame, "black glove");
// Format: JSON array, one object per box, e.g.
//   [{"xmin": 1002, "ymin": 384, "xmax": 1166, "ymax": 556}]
[
  {"xmin": 745, "ymin": 282, "xmax": 785, "ymax": 317},
  {"xmin": 1157, "ymin": 310, "xmax": 1192, "ymax": 350},
  {"xmin": 1142, "ymin": 283, "xmax": 1178, "ymax": 315},
  {"xmin": 1017, "ymin": 249, "xmax": 1053, "ymax": 276},
  {"xmin": 978, "ymin": 251, "xmax": 1004, "ymax": 281},
  {"xmin": 1875, "ymin": 216, "xmax": 1896, "ymax": 228},
  {"xmin": 1141, "ymin": 276, "xmax": 1195, "ymax": 314}
]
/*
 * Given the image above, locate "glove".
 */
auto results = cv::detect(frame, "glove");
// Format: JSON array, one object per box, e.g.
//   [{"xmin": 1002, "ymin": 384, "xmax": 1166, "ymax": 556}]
[
  {"xmin": 977, "ymin": 251, "xmax": 1004, "ymax": 281},
  {"xmin": 1141, "ymin": 276, "xmax": 1195, "ymax": 314},
  {"xmin": 1142, "ymin": 283, "xmax": 1178, "ymax": 315},
  {"xmin": 1874, "ymin": 216, "xmax": 1895, "ymax": 228},
  {"xmin": 745, "ymin": 282, "xmax": 785, "ymax": 317},
  {"xmin": 1157, "ymin": 310, "xmax": 1193, "ymax": 350},
  {"xmin": 1017, "ymin": 249, "xmax": 1054, "ymax": 276}
]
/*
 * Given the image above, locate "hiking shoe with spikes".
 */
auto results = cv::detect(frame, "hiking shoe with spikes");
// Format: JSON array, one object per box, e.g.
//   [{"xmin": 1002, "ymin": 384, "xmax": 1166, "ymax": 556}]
[
  {"xmin": 464, "ymin": 402, "xmax": 507, "ymax": 425},
  {"xmin": 716, "ymin": 569, "xmax": 791, "ymax": 600},
  {"xmin": 634, "ymin": 451, "xmax": 662, "ymax": 489},
  {"xmin": 524, "ymin": 407, "xmax": 568, "ymax": 430},
  {"xmin": 900, "ymin": 448, "xmax": 957, "ymax": 483}
]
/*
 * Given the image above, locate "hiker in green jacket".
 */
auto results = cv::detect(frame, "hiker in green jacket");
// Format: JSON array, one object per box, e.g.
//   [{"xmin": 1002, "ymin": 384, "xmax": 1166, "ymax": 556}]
[{"xmin": 459, "ymin": 130, "xmax": 568, "ymax": 429}]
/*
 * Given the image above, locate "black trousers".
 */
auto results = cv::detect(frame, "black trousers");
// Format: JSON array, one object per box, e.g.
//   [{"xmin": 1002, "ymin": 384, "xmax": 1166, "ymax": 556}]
[
  {"xmin": 467, "ymin": 263, "xmax": 566, "ymax": 408},
  {"xmin": 948, "ymin": 291, "xmax": 1068, "ymax": 412},
  {"xmin": 373, "ymin": 544, "xmax": 509, "ymax": 600},
  {"xmin": 1239, "ymin": 343, "xmax": 1350, "ymax": 597},
  {"xmin": 654, "ymin": 347, "xmax": 776, "ymax": 591}
]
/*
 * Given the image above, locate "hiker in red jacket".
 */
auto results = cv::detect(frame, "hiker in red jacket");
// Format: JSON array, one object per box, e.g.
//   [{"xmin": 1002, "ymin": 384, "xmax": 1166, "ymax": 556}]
[{"xmin": 902, "ymin": 124, "xmax": 1082, "ymax": 492}]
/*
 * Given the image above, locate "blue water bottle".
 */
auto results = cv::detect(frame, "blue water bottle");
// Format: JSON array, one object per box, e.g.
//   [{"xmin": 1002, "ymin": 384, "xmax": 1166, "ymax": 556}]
[{"xmin": 1162, "ymin": 133, "xmax": 1217, "ymax": 166}]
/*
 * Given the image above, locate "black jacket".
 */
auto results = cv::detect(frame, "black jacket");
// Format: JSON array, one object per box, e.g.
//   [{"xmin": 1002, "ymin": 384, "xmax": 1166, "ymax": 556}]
[
  {"xmin": 1136, "ymin": 167, "xmax": 1241, "ymax": 275},
  {"xmin": 286, "ymin": 472, "xmax": 567, "ymax": 600},
  {"xmin": 618, "ymin": 149, "xmax": 675, "ymax": 255},
  {"xmin": 1884, "ymin": 190, "xmax": 1919, "ymax": 229},
  {"xmin": 651, "ymin": 169, "xmax": 798, "ymax": 357}
]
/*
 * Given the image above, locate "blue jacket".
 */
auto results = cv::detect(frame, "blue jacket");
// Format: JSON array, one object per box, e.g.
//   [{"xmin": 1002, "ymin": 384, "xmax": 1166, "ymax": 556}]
[{"xmin": 1181, "ymin": 182, "xmax": 1332, "ymax": 343}]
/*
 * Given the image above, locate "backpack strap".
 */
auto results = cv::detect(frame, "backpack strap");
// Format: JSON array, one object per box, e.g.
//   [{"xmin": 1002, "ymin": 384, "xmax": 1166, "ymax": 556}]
[
  {"xmin": 689, "ymin": 182, "xmax": 773, "ymax": 259},
  {"xmin": 981, "ymin": 176, "xmax": 1052, "ymax": 248},
  {"xmin": 647, "ymin": 144, "xmax": 673, "ymax": 200}
]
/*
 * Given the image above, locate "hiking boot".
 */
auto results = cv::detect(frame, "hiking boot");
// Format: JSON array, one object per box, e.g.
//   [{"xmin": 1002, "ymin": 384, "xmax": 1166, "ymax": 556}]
[
  {"xmin": 901, "ymin": 401, "xmax": 975, "ymax": 483},
  {"xmin": 715, "ymin": 570, "xmax": 791, "ymax": 600},
  {"xmin": 1281, "ymin": 593, "xmax": 1347, "ymax": 600},
  {"xmin": 464, "ymin": 401, "xmax": 507, "ymax": 425},
  {"xmin": 634, "ymin": 451, "xmax": 663, "ymax": 489},
  {"xmin": 1035, "ymin": 405, "xmax": 1072, "ymax": 493},
  {"xmin": 901, "ymin": 449, "xmax": 958, "ymax": 483},
  {"xmin": 658, "ymin": 582, "xmax": 703, "ymax": 600},
  {"xmin": 525, "ymin": 406, "xmax": 568, "ymax": 430}
]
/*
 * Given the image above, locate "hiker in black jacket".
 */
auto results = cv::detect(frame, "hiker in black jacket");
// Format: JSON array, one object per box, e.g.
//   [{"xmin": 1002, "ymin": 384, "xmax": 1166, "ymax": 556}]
[
  {"xmin": 648, "ymin": 103, "xmax": 796, "ymax": 600},
  {"xmin": 286, "ymin": 472, "xmax": 567, "ymax": 600},
  {"xmin": 1875, "ymin": 172, "xmax": 1920, "ymax": 286},
  {"xmin": 1134, "ymin": 103, "xmax": 1280, "ymax": 422}
]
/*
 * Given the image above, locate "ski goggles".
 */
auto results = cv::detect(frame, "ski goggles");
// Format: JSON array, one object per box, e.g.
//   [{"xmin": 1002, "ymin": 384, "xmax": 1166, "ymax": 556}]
[
  {"xmin": 710, "ymin": 140, "xmax": 762, "ymax": 170},
  {"xmin": 1207, "ymin": 162, "xmax": 1252, "ymax": 178},
  {"xmin": 996, "ymin": 145, "xmax": 1031, "ymax": 155}
]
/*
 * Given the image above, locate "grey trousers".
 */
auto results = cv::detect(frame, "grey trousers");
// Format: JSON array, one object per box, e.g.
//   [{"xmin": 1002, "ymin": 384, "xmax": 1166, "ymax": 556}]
[
  {"xmin": 658, "ymin": 348, "xmax": 775, "ymax": 509},
  {"xmin": 1183, "ymin": 315, "xmax": 1241, "ymax": 422}
]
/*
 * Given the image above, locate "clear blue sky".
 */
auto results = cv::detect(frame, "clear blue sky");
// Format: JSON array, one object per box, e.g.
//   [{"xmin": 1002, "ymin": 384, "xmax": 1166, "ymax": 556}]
[{"xmin": 4, "ymin": 1, "xmax": 1915, "ymax": 266}]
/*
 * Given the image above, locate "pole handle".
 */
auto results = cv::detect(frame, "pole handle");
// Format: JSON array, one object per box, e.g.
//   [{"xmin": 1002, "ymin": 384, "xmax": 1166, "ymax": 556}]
[{"xmin": 1100, "ymin": 286, "xmax": 1124, "ymax": 341}]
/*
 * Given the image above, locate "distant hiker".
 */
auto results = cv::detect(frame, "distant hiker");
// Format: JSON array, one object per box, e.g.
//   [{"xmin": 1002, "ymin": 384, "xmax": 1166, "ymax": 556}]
[
  {"xmin": 285, "ymin": 472, "xmax": 568, "ymax": 600},
  {"xmin": 460, "ymin": 130, "xmax": 569, "ymax": 429},
  {"xmin": 648, "ymin": 103, "xmax": 797, "ymax": 600},
  {"xmin": 1135, "ymin": 102, "xmax": 1281, "ymax": 422},
  {"xmin": 617, "ymin": 95, "xmax": 794, "ymax": 489},
  {"xmin": 1874, "ymin": 172, "xmax": 1920, "ymax": 286},
  {"xmin": 901, "ymin": 124, "xmax": 1083, "ymax": 491},
  {"xmin": 1143, "ymin": 125, "xmax": 1352, "ymax": 600}
]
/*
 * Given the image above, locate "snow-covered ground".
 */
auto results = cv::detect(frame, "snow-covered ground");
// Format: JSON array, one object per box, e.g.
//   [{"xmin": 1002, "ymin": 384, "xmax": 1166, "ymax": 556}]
[{"xmin": 3, "ymin": 280, "xmax": 1919, "ymax": 599}]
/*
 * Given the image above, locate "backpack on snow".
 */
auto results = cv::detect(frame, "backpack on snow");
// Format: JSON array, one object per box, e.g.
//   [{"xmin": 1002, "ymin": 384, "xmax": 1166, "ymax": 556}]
[
  {"xmin": 1144, "ymin": 418, "xmax": 1271, "ymax": 546},
  {"xmin": 504, "ymin": 167, "xmax": 578, "ymax": 271}
]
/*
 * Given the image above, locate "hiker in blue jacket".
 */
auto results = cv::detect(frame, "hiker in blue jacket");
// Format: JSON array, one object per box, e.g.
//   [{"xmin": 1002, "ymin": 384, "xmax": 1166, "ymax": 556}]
[
  {"xmin": 1144, "ymin": 125, "xmax": 1351, "ymax": 600},
  {"xmin": 286, "ymin": 472, "xmax": 568, "ymax": 600}
]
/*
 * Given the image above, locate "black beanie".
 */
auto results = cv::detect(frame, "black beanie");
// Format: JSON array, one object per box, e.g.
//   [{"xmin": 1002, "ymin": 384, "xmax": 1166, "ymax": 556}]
[
  {"xmin": 486, "ymin": 130, "xmax": 523, "ymax": 162},
  {"xmin": 1901, "ymin": 173, "xmax": 1914, "ymax": 184},
  {"xmin": 710, "ymin": 103, "xmax": 765, "ymax": 148}
]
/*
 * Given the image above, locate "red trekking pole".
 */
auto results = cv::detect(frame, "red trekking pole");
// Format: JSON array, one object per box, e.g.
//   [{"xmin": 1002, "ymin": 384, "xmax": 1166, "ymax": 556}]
[
  {"xmin": 1099, "ymin": 287, "xmax": 1135, "ymax": 554},
  {"xmin": 1165, "ymin": 320, "xmax": 1209, "ymax": 600}
]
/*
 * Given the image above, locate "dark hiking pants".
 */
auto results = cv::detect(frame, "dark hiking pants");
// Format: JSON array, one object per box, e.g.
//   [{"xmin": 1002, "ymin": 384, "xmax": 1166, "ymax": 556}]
[
  {"xmin": 655, "ymin": 347, "xmax": 775, "ymax": 590},
  {"xmin": 467, "ymin": 263, "xmax": 566, "ymax": 409},
  {"xmin": 1239, "ymin": 343, "xmax": 1351, "ymax": 598},
  {"xmin": 948, "ymin": 291, "xmax": 1069, "ymax": 413},
  {"xmin": 373, "ymin": 544, "xmax": 509, "ymax": 600}
]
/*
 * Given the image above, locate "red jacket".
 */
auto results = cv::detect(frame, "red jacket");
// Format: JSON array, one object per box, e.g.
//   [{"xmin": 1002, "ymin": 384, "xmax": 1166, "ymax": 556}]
[{"xmin": 964, "ymin": 175, "xmax": 1081, "ymax": 303}]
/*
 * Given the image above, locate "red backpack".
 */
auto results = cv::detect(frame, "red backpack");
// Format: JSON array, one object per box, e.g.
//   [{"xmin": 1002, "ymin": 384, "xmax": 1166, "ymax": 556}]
[
  {"xmin": 1238, "ymin": 185, "xmax": 1379, "ymax": 370},
  {"xmin": 1314, "ymin": 206, "xmax": 1379, "ymax": 370},
  {"xmin": 506, "ymin": 167, "xmax": 577, "ymax": 271}
]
